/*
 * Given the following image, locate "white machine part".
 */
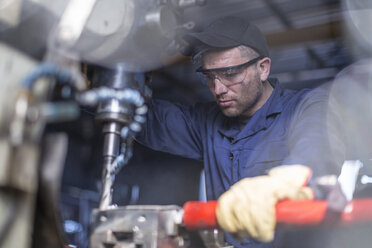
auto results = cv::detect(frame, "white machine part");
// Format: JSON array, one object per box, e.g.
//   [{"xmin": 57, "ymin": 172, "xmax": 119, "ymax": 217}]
[
  {"xmin": 0, "ymin": 0, "xmax": 185, "ymax": 71},
  {"xmin": 0, "ymin": 1, "xmax": 205, "ymax": 248}
]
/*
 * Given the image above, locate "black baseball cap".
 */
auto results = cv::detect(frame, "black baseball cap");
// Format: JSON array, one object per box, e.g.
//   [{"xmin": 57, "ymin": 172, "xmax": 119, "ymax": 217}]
[{"xmin": 182, "ymin": 16, "xmax": 269, "ymax": 58}]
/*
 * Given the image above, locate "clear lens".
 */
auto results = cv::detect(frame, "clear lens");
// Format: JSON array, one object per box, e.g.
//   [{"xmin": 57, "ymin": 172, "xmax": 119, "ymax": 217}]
[
  {"xmin": 198, "ymin": 68, "xmax": 248, "ymax": 87},
  {"xmin": 219, "ymin": 67, "xmax": 247, "ymax": 84}
]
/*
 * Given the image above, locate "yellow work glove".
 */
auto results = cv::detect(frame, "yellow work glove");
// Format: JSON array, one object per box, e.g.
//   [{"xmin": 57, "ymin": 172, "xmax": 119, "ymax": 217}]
[{"xmin": 216, "ymin": 165, "xmax": 314, "ymax": 242}]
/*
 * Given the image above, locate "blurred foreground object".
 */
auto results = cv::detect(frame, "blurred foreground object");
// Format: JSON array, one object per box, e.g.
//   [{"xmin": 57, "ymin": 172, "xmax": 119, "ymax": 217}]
[
  {"xmin": 0, "ymin": 0, "xmax": 200, "ymax": 70},
  {"xmin": 0, "ymin": 42, "xmax": 80, "ymax": 248},
  {"xmin": 0, "ymin": 0, "xmax": 204, "ymax": 247},
  {"xmin": 343, "ymin": 0, "xmax": 372, "ymax": 60}
]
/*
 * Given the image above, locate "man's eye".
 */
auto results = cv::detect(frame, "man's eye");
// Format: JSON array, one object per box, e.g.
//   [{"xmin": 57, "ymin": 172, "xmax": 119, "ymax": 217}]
[{"xmin": 224, "ymin": 72, "xmax": 239, "ymax": 78}]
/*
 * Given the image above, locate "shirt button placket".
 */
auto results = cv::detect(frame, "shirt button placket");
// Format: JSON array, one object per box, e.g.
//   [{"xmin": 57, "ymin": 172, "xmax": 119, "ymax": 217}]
[
  {"xmin": 229, "ymin": 152, "xmax": 234, "ymax": 160},
  {"xmin": 230, "ymin": 152, "xmax": 238, "ymax": 182}
]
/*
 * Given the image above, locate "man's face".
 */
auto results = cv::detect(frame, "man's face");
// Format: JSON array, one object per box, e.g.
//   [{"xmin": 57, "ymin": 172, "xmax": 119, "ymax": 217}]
[{"xmin": 201, "ymin": 47, "xmax": 269, "ymax": 117}]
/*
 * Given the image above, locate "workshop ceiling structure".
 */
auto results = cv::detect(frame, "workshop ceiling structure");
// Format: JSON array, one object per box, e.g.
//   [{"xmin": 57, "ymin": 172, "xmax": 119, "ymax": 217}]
[{"xmin": 151, "ymin": 0, "xmax": 353, "ymax": 102}]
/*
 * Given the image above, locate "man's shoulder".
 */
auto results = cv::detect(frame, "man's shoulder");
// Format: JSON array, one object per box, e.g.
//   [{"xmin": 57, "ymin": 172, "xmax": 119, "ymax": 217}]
[
  {"xmin": 273, "ymin": 83, "xmax": 309, "ymax": 107},
  {"xmin": 271, "ymin": 82, "xmax": 334, "ymax": 117},
  {"xmin": 299, "ymin": 82, "xmax": 333, "ymax": 102},
  {"xmin": 281, "ymin": 81, "xmax": 333, "ymax": 102}
]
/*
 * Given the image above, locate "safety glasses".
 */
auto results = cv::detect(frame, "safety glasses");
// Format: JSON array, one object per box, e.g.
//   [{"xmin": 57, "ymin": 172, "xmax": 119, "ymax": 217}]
[{"xmin": 196, "ymin": 56, "xmax": 263, "ymax": 87}]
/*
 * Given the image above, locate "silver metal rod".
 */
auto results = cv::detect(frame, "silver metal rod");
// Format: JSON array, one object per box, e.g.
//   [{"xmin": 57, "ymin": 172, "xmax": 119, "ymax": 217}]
[{"xmin": 99, "ymin": 122, "xmax": 121, "ymax": 210}]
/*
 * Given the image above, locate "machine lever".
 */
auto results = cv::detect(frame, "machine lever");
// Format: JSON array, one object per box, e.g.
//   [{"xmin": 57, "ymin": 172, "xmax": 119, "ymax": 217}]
[{"xmin": 183, "ymin": 199, "xmax": 372, "ymax": 230}]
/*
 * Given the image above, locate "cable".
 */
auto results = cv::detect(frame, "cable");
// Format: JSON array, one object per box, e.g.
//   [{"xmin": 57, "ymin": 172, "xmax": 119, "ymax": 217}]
[{"xmin": 21, "ymin": 62, "xmax": 84, "ymax": 91}]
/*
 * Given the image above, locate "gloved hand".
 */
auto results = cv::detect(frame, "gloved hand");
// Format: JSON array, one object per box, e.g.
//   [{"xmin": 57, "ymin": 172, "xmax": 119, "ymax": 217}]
[{"xmin": 216, "ymin": 165, "xmax": 314, "ymax": 242}]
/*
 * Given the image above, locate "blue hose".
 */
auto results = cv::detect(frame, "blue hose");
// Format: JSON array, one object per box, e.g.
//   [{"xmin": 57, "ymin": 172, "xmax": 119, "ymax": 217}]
[{"xmin": 22, "ymin": 63, "xmax": 75, "ymax": 90}]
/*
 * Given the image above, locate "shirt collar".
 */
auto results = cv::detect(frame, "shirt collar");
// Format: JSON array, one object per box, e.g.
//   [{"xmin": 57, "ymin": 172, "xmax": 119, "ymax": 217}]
[{"xmin": 266, "ymin": 78, "xmax": 284, "ymax": 116}]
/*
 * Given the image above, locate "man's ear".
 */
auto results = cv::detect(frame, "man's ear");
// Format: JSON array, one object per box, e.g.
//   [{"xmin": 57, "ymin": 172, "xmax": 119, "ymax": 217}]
[{"xmin": 258, "ymin": 57, "xmax": 271, "ymax": 81}]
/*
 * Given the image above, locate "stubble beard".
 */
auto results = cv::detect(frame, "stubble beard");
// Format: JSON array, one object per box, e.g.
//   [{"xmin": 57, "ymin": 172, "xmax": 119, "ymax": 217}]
[{"xmin": 220, "ymin": 73, "xmax": 263, "ymax": 117}]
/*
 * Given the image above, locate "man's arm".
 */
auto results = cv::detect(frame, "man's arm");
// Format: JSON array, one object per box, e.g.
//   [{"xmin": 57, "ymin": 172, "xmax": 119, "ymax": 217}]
[
  {"xmin": 135, "ymin": 99, "xmax": 204, "ymax": 160},
  {"xmin": 282, "ymin": 83, "xmax": 347, "ymax": 177}
]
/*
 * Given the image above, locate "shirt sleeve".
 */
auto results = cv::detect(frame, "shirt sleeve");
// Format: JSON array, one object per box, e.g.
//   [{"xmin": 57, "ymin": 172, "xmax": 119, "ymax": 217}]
[
  {"xmin": 135, "ymin": 99, "xmax": 204, "ymax": 160},
  {"xmin": 282, "ymin": 83, "xmax": 347, "ymax": 177}
]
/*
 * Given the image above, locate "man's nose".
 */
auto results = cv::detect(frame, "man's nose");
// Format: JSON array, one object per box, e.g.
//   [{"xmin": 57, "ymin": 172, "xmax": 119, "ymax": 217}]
[{"xmin": 214, "ymin": 78, "xmax": 228, "ymax": 95}]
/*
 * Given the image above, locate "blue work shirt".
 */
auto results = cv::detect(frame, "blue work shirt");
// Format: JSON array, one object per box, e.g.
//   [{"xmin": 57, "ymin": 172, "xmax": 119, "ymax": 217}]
[{"xmin": 136, "ymin": 79, "xmax": 345, "ymax": 247}]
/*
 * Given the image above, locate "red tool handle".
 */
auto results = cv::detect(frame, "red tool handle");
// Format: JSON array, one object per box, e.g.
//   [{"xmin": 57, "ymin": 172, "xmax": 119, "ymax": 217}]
[{"xmin": 183, "ymin": 199, "xmax": 372, "ymax": 230}]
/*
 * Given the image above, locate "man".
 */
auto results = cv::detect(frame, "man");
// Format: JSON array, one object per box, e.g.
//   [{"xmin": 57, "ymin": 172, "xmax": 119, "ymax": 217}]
[{"xmin": 136, "ymin": 16, "xmax": 345, "ymax": 247}]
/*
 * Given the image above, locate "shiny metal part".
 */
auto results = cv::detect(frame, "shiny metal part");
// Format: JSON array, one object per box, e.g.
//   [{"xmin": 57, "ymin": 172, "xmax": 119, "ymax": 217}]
[
  {"xmin": 102, "ymin": 123, "xmax": 122, "ymax": 159},
  {"xmin": 90, "ymin": 68, "xmax": 147, "ymax": 211},
  {"xmin": 99, "ymin": 122, "xmax": 121, "ymax": 210},
  {"xmin": 96, "ymin": 98, "xmax": 132, "ymax": 124},
  {"xmin": 198, "ymin": 229, "xmax": 233, "ymax": 248},
  {"xmin": 90, "ymin": 205, "xmax": 230, "ymax": 248},
  {"xmin": 95, "ymin": 90, "xmax": 129, "ymax": 210},
  {"xmin": 96, "ymin": 88, "xmax": 146, "ymax": 210},
  {"xmin": 90, "ymin": 205, "xmax": 185, "ymax": 248}
]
